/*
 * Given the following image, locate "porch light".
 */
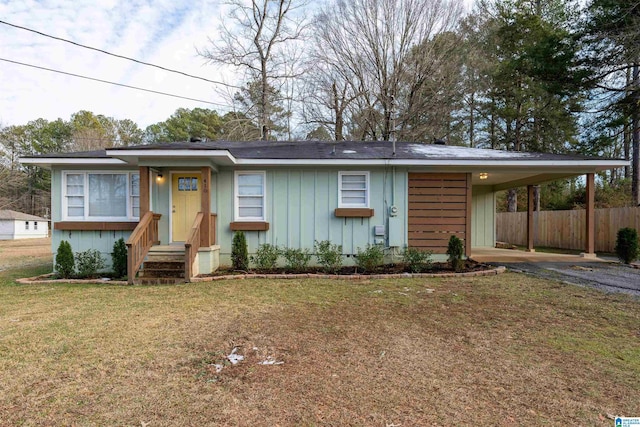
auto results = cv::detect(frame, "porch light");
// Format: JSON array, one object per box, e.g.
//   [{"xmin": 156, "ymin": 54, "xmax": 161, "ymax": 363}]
[
  {"xmin": 479, "ymin": 173, "xmax": 488, "ymax": 180},
  {"xmin": 156, "ymin": 173, "xmax": 163, "ymax": 182}
]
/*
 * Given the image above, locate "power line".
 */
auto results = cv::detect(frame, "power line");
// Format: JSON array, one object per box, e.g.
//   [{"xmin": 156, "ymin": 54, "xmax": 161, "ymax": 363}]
[
  {"xmin": 0, "ymin": 57, "xmax": 232, "ymax": 110},
  {"xmin": 0, "ymin": 19, "xmax": 241, "ymax": 90}
]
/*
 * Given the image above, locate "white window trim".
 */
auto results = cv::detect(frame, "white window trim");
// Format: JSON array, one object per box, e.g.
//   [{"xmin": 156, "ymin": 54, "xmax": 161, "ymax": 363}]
[
  {"xmin": 62, "ymin": 171, "xmax": 140, "ymax": 221},
  {"xmin": 25, "ymin": 221, "xmax": 29, "ymax": 230},
  {"xmin": 234, "ymin": 171, "xmax": 266, "ymax": 221},
  {"xmin": 338, "ymin": 171, "xmax": 370, "ymax": 208}
]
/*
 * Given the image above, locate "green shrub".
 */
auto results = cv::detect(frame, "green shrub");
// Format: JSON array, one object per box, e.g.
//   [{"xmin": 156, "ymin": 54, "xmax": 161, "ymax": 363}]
[
  {"xmin": 231, "ymin": 232, "xmax": 249, "ymax": 271},
  {"xmin": 281, "ymin": 247, "xmax": 311, "ymax": 272},
  {"xmin": 447, "ymin": 235, "xmax": 464, "ymax": 272},
  {"xmin": 402, "ymin": 247, "xmax": 433, "ymax": 273},
  {"xmin": 314, "ymin": 240, "xmax": 343, "ymax": 273},
  {"xmin": 615, "ymin": 227, "xmax": 639, "ymax": 264},
  {"xmin": 251, "ymin": 243, "xmax": 280, "ymax": 270},
  {"xmin": 75, "ymin": 249, "xmax": 106, "ymax": 278},
  {"xmin": 55, "ymin": 240, "xmax": 75, "ymax": 279},
  {"xmin": 111, "ymin": 238, "xmax": 128, "ymax": 278},
  {"xmin": 355, "ymin": 244, "xmax": 384, "ymax": 272}
]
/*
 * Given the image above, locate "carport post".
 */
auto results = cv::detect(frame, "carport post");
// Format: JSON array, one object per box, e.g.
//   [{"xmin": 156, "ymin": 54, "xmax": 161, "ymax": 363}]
[
  {"xmin": 526, "ymin": 185, "xmax": 535, "ymax": 252},
  {"xmin": 582, "ymin": 173, "xmax": 596, "ymax": 258}
]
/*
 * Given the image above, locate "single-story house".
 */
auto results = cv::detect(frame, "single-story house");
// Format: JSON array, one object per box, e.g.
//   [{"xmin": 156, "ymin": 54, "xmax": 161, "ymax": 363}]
[
  {"xmin": 0, "ymin": 209, "xmax": 50, "ymax": 240},
  {"xmin": 20, "ymin": 140, "xmax": 626, "ymax": 283}
]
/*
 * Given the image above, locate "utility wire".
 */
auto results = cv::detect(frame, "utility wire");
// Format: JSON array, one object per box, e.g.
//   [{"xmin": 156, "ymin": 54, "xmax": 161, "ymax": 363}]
[
  {"xmin": 0, "ymin": 57, "xmax": 232, "ymax": 109},
  {"xmin": 0, "ymin": 19, "xmax": 241, "ymax": 90}
]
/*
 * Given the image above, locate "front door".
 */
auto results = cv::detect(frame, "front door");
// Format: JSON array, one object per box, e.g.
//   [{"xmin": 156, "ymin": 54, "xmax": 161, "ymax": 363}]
[{"xmin": 171, "ymin": 173, "xmax": 201, "ymax": 242}]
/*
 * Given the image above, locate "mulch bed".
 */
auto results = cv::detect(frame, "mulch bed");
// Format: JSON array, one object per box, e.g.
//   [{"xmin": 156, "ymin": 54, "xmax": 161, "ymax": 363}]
[{"xmin": 198, "ymin": 260, "xmax": 493, "ymax": 278}]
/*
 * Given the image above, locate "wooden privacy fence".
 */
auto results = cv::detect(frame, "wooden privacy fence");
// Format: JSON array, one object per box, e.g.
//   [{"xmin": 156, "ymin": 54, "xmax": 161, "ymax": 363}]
[{"xmin": 496, "ymin": 207, "xmax": 640, "ymax": 253}]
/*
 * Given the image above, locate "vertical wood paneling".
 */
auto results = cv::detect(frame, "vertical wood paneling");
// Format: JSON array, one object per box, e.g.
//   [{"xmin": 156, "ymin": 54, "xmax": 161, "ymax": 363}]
[{"xmin": 497, "ymin": 207, "xmax": 640, "ymax": 252}]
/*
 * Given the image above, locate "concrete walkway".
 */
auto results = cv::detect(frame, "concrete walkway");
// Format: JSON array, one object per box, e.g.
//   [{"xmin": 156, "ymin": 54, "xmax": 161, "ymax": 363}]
[{"xmin": 470, "ymin": 247, "xmax": 609, "ymax": 263}]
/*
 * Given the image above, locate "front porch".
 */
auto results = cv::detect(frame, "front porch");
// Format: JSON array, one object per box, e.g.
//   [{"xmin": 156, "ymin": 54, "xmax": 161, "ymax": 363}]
[{"xmin": 126, "ymin": 166, "xmax": 219, "ymax": 284}]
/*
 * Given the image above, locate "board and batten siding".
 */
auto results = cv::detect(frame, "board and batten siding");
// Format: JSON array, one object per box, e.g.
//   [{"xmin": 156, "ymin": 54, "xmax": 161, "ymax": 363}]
[
  {"xmin": 50, "ymin": 167, "xmax": 137, "ymax": 269},
  {"xmin": 471, "ymin": 186, "xmax": 496, "ymax": 248},
  {"xmin": 215, "ymin": 167, "xmax": 407, "ymax": 266}
]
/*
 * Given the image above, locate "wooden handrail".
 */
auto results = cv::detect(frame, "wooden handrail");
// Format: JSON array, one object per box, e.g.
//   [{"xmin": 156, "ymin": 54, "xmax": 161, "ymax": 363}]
[
  {"xmin": 126, "ymin": 212, "xmax": 161, "ymax": 284},
  {"xmin": 210, "ymin": 213, "xmax": 217, "ymax": 245},
  {"xmin": 184, "ymin": 212, "xmax": 204, "ymax": 282}
]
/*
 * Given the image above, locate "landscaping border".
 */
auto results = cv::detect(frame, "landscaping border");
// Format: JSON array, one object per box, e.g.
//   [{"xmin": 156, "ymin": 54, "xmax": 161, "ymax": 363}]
[{"xmin": 16, "ymin": 266, "xmax": 507, "ymax": 285}]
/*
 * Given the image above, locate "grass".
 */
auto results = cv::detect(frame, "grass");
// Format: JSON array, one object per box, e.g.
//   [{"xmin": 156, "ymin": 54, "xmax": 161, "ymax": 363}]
[{"xmin": 0, "ymin": 259, "xmax": 639, "ymax": 425}]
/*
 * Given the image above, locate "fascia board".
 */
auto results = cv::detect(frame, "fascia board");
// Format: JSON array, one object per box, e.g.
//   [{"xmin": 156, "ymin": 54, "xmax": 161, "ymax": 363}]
[
  {"xmin": 105, "ymin": 149, "xmax": 237, "ymax": 163},
  {"xmin": 233, "ymin": 158, "xmax": 629, "ymax": 169}
]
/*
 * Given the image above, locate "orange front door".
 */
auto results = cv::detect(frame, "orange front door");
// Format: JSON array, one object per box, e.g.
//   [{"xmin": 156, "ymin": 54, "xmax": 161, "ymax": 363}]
[{"xmin": 171, "ymin": 173, "xmax": 201, "ymax": 242}]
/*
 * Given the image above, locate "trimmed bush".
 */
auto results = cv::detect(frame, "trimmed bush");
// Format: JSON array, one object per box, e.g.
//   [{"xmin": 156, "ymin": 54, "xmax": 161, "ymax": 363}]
[
  {"xmin": 251, "ymin": 243, "xmax": 280, "ymax": 270},
  {"xmin": 231, "ymin": 232, "xmax": 249, "ymax": 271},
  {"xmin": 447, "ymin": 235, "xmax": 464, "ymax": 272},
  {"xmin": 281, "ymin": 247, "xmax": 312, "ymax": 272},
  {"xmin": 402, "ymin": 247, "xmax": 433, "ymax": 273},
  {"xmin": 55, "ymin": 240, "xmax": 75, "ymax": 279},
  {"xmin": 615, "ymin": 227, "xmax": 639, "ymax": 264},
  {"xmin": 111, "ymin": 238, "xmax": 128, "ymax": 278},
  {"xmin": 314, "ymin": 240, "xmax": 343, "ymax": 273},
  {"xmin": 355, "ymin": 244, "xmax": 384, "ymax": 272},
  {"xmin": 75, "ymin": 249, "xmax": 106, "ymax": 278}
]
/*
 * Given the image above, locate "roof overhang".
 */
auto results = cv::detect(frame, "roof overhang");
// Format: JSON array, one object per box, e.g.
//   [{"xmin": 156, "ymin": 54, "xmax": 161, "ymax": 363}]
[
  {"xmin": 104, "ymin": 149, "xmax": 237, "ymax": 166},
  {"xmin": 19, "ymin": 157, "xmax": 127, "ymax": 169}
]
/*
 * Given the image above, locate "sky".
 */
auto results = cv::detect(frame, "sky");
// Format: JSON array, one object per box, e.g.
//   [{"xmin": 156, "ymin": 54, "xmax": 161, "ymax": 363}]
[
  {"xmin": 0, "ymin": 0, "xmax": 236, "ymax": 129},
  {"xmin": 0, "ymin": 0, "xmax": 474, "ymax": 131}
]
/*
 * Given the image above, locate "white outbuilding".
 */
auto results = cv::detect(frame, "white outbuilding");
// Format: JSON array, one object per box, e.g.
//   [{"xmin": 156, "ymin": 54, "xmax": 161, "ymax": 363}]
[{"xmin": 0, "ymin": 210, "xmax": 50, "ymax": 240}]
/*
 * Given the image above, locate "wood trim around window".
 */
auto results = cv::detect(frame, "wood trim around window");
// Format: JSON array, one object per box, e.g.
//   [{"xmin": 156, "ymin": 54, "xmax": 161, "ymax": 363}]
[
  {"xmin": 229, "ymin": 221, "xmax": 270, "ymax": 231},
  {"xmin": 334, "ymin": 208, "xmax": 374, "ymax": 218},
  {"xmin": 54, "ymin": 222, "xmax": 138, "ymax": 231}
]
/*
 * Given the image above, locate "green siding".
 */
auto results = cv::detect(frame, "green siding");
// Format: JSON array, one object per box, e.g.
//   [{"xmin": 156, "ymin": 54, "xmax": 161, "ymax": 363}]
[
  {"xmin": 471, "ymin": 186, "xmax": 496, "ymax": 248},
  {"xmin": 216, "ymin": 167, "xmax": 407, "ymax": 266}
]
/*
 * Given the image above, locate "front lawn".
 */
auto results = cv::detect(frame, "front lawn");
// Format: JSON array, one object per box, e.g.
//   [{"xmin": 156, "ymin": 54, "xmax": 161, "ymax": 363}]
[{"xmin": 0, "ymin": 264, "xmax": 638, "ymax": 425}]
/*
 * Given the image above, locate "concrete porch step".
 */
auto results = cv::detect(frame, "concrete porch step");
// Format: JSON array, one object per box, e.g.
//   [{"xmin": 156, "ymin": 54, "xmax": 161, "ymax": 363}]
[{"xmin": 134, "ymin": 277, "xmax": 186, "ymax": 285}]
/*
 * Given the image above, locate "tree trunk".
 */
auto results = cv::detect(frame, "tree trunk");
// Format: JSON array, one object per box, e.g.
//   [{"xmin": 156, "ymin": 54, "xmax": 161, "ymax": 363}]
[
  {"xmin": 469, "ymin": 91, "xmax": 475, "ymax": 148},
  {"xmin": 507, "ymin": 188, "xmax": 518, "ymax": 212},
  {"xmin": 625, "ymin": 66, "xmax": 631, "ymax": 179},
  {"xmin": 534, "ymin": 185, "xmax": 540, "ymax": 211},
  {"xmin": 261, "ymin": 62, "xmax": 269, "ymax": 141},
  {"xmin": 632, "ymin": 62, "xmax": 640, "ymax": 205}
]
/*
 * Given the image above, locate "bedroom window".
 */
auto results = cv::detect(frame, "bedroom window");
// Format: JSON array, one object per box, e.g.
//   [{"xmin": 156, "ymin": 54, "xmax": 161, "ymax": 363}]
[
  {"xmin": 25, "ymin": 221, "xmax": 29, "ymax": 230},
  {"xmin": 63, "ymin": 172, "xmax": 140, "ymax": 220},
  {"xmin": 234, "ymin": 171, "xmax": 265, "ymax": 221},
  {"xmin": 34, "ymin": 222, "xmax": 38, "ymax": 230},
  {"xmin": 338, "ymin": 171, "xmax": 369, "ymax": 208}
]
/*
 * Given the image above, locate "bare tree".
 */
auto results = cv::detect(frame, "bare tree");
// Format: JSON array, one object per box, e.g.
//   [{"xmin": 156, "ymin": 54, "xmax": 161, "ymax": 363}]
[
  {"xmin": 198, "ymin": 0, "xmax": 308, "ymax": 140},
  {"xmin": 313, "ymin": 0, "xmax": 464, "ymax": 141}
]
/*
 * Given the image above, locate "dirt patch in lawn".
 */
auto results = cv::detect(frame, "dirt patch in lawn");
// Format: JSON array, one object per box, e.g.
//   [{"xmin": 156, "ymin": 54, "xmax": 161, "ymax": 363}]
[
  {"xmin": 0, "ymin": 266, "xmax": 638, "ymax": 426},
  {"xmin": 0, "ymin": 237, "xmax": 51, "ymax": 270}
]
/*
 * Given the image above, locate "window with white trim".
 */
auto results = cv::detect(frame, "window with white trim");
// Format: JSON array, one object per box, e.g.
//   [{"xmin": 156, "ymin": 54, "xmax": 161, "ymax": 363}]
[
  {"xmin": 34, "ymin": 222, "xmax": 38, "ymax": 230},
  {"xmin": 338, "ymin": 171, "xmax": 369, "ymax": 208},
  {"xmin": 234, "ymin": 171, "xmax": 266, "ymax": 221},
  {"xmin": 63, "ymin": 172, "xmax": 140, "ymax": 220},
  {"xmin": 25, "ymin": 221, "xmax": 29, "ymax": 230}
]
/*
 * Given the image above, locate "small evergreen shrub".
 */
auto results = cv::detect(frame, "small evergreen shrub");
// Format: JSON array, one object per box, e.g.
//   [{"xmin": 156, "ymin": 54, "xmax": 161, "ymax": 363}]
[
  {"xmin": 55, "ymin": 240, "xmax": 75, "ymax": 279},
  {"xmin": 314, "ymin": 240, "xmax": 343, "ymax": 273},
  {"xmin": 251, "ymin": 243, "xmax": 280, "ymax": 270},
  {"xmin": 281, "ymin": 247, "xmax": 312, "ymax": 272},
  {"xmin": 402, "ymin": 247, "xmax": 433, "ymax": 273},
  {"xmin": 111, "ymin": 238, "xmax": 128, "ymax": 278},
  {"xmin": 615, "ymin": 227, "xmax": 639, "ymax": 264},
  {"xmin": 447, "ymin": 235, "xmax": 465, "ymax": 272},
  {"xmin": 355, "ymin": 244, "xmax": 384, "ymax": 272},
  {"xmin": 231, "ymin": 232, "xmax": 249, "ymax": 271},
  {"xmin": 75, "ymin": 249, "xmax": 106, "ymax": 278}
]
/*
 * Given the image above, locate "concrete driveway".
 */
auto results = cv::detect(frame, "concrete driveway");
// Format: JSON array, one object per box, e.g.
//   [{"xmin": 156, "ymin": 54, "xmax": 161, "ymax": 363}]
[{"xmin": 471, "ymin": 248, "xmax": 640, "ymax": 297}]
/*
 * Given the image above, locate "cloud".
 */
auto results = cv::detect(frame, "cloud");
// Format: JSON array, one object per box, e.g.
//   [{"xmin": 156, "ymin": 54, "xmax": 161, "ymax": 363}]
[{"xmin": 0, "ymin": 0, "xmax": 232, "ymax": 129}]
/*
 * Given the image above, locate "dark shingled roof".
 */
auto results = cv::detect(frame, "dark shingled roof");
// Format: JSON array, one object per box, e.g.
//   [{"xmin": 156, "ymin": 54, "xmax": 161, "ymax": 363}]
[
  {"xmin": 0, "ymin": 210, "xmax": 48, "ymax": 221},
  {"xmin": 24, "ymin": 140, "xmax": 613, "ymax": 162}
]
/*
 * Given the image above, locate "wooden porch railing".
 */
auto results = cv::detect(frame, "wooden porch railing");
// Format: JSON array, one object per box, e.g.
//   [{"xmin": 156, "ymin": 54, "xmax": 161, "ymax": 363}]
[
  {"xmin": 185, "ymin": 212, "xmax": 204, "ymax": 282},
  {"xmin": 126, "ymin": 211, "xmax": 161, "ymax": 284}
]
